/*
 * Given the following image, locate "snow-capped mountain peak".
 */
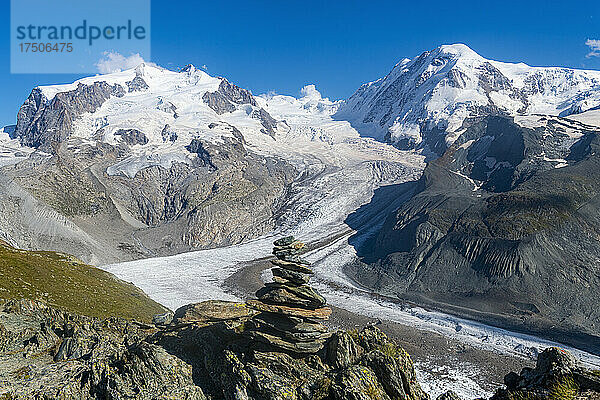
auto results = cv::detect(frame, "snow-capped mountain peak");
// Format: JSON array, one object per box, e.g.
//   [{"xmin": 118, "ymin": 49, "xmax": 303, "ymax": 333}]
[{"xmin": 336, "ymin": 44, "xmax": 600, "ymax": 154}]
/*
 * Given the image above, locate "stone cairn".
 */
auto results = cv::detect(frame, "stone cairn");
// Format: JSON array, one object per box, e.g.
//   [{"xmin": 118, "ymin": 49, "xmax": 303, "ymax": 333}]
[{"xmin": 245, "ymin": 236, "xmax": 332, "ymax": 354}]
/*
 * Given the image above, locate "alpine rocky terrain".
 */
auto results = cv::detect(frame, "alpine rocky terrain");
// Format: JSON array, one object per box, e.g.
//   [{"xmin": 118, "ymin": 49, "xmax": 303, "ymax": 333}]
[
  {"xmin": 1, "ymin": 66, "xmax": 302, "ymax": 264},
  {"xmin": 2, "ymin": 43, "xmax": 600, "ymax": 357},
  {"xmin": 2, "ymin": 238, "xmax": 599, "ymax": 400},
  {"xmin": 0, "ymin": 237, "xmax": 434, "ymax": 400},
  {"xmin": 338, "ymin": 45, "xmax": 600, "ymax": 351}
]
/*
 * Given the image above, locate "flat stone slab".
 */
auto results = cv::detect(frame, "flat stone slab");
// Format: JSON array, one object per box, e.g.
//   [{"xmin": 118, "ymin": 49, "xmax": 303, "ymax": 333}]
[
  {"xmin": 246, "ymin": 300, "xmax": 331, "ymax": 320},
  {"xmin": 254, "ymin": 312, "xmax": 329, "ymax": 334},
  {"xmin": 173, "ymin": 300, "xmax": 257, "ymax": 324},
  {"xmin": 263, "ymin": 282, "xmax": 326, "ymax": 306},
  {"xmin": 273, "ymin": 236, "xmax": 296, "ymax": 247},
  {"xmin": 272, "ymin": 268, "xmax": 310, "ymax": 285},
  {"xmin": 271, "ymin": 259, "xmax": 313, "ymax": 274}
]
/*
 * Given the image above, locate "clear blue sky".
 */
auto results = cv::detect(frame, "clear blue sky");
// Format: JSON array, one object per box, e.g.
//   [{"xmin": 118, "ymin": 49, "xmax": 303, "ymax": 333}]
[{"xmin": 1, "ymin": 0, "xmax": 600, "ymax": 125}]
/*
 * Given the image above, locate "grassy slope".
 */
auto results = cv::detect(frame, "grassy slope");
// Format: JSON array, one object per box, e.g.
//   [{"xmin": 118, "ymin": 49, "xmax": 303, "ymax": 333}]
[{"xmin": 0, "ymin": 240, "xmax": 167, "ymax": 322}]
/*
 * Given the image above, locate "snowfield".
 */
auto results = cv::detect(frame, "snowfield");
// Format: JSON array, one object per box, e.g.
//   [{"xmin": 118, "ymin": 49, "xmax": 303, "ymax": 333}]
[{"xmin": 0, "ymin": 125, "xmax": 33, "ymax": 167}]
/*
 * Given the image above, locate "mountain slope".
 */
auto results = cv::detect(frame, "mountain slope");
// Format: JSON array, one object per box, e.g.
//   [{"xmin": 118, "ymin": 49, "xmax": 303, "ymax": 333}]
[
  {"xmin": 0, "ymin": 240, "xmax": 167, "ymax": 321},
  {"xmin": 346, "ymin": 113, "xmax": 600, "ymax": 352},
  {"xmin": 1, "ymin": 63, "xmax": 421, "ymax": 264},
  {"xmin": 336, "ymin": 44, "xmax": 600, "ymax": 155}
]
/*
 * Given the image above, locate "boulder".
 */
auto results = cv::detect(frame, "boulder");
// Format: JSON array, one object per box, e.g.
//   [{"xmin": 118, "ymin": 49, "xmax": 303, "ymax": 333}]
[
  {"xmin": 173, "ymin": 301, "xmax": 257, "ymax": 324},
  {"xmin": 535, "ymin": 347, "xmax": 579, "ymax": 376},
  {"xmin": 327, "ymin": 330, "xmax": 363, "ymax": 369},
  {"xmin": 436, "ymin": 391, "xmax": 463, "ymax": 400}
]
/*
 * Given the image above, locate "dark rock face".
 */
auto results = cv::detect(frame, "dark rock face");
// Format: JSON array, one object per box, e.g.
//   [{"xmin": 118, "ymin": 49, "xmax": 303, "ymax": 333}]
[
  {"xmin": 252, "ymin": 107, "xmax": 279, "ymax": 137},
  {"xmin": 0, "ymin": 298, "xmax": 430, "ymax": 400},
  {"xmin": 126, "ymin": 75, "xmax": 150, "ymax": 92},
  {"xmin": 161, "ymin": 123, "xmax": 178, "ymax": 142},
  {"xmin": 202, "ymin": 78, "xmax": 257, "ymax": 115},
  {"xmin": 348, "ymin": 115, "xmax": 600, "ymax": 351},
  {"xmin": 202, "ymin": 79, "xmax": 279, "ymax": 137},
  {"xmin": 15, "ymin": 82, "xmax": 125, "ymax": 150},
  {"xmin": 114, "ymin": 128, "xmax": 149, "ymax": 145},
  {"xmin": 493, "ymin": 347, "xmax": 600, "ymax": 400}
]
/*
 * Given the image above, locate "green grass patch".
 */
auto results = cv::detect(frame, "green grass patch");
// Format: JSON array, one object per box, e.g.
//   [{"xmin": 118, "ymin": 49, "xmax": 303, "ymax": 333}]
[{"xmin": 0, "ymin": 242, "xmax": 167, "ymax": 322}]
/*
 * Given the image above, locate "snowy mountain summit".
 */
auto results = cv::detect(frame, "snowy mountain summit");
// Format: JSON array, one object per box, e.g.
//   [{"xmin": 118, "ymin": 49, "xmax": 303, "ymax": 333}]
[
  {"xmin": 3, "ymin": 60, "xmax": 419, "ymax": 264},
  {"xmin": 337, "ymin": 43, "xmax": 600, "ymax": 154}
]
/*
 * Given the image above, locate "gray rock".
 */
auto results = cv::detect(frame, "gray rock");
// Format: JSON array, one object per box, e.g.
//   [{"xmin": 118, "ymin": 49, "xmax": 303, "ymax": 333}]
[
  {"xmin": 15, "ymin": 82, "xmax": 125, "ymax": 150},
  {"xmin": 257, "ymin": 283, "xmax": 326, "ymax": 309},
  {"xmin": 161, "ymin": 124, "xmax": 178, "ymax": 142},
  {"xmin": 153, "ymin": 312, "xmax": 174, "ymax": 325},
  {"xmin": 114, "ymin": 128, "xmax": 149, "ymax": 145},
  {"xmin": 253, "ymin": 312, "xmax": 328, "ymax": 334},
  {"xmin": 436, "ymin": 391, "xmax": 463, "ymax": 400},
  {"xmin": 126, "ymin": 75, "xmax": 150, "ymax": 92},
  {"xmin": 493, "ymin": 347, "xmax": 600, "ymax": 400},
  {"xmin": 271, "ymin": 259, "xmax": 313, "ymax": 274},
  {"xmin": 273, "ymin": 236, "xmax": 296, "ymax": 246},
  {"xmin": 173, "ymin": 300, "xmax": 257, "ymax": 324},
  {"xmin": 202, "ymin": 78, "xmax": 257, "ymax": 115},
  {"xmin": 272, "ymin": 267, "xmax": 311, "ymax": 285},
  {"xmin": 535, "ymin": 347, "xmax": 580, "ymax": 375},
  {"xmin": 252, "ymin": 107, "xmax": 279, "ymax": 137},
  {"xmin": 327, "ymin": 330, "xmax": 363, "ymax": 369},
  {"xmin": 331, "ymin": 365, "xmax": 392, "ymax": 400}
]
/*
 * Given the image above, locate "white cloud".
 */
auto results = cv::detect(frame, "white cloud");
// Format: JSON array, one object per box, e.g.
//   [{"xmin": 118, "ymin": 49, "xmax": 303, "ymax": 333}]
[
  {"xmin": 95, "ymin": 51, "xmax": 145, "ymax": 73},
  {"xmin": 300, "ymin": 84, "xmax": 322, "ymax": 100},
  {"xmin": 585, "ymin": 39, "xmax": 600, "ymax": 58}
]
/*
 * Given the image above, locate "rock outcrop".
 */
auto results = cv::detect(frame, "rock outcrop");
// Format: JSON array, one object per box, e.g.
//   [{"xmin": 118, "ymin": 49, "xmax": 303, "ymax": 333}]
[
  {"xmin": 0, "ymin": 277, "xmax": 430, "ymax": 399},
  {"xmin": 492, "ymin": 347, "xmax": 600, "ymax": 400},
  {"xmin": 244, "ymin": 236, "xmax": 333, "ymax": 354},
  {"xmin": 15, "ymin": 82, "xmax": 125, "ymax": 150}
]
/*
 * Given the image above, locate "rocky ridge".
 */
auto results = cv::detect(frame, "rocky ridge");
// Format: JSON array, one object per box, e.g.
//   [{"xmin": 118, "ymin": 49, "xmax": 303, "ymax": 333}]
[
  {"xmin": 2, "ymin": 296, "xmax": 598, "ymax": 400},
  {"xmin": 493, "ymin": 347, "xmax": 600, "ymax": 400},
  {"xmin": 0, "ymin": 296, "xmax": 431, "ymax": 399}
]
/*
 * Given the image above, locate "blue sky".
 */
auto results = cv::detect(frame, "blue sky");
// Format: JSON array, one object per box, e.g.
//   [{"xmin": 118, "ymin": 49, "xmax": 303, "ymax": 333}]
[{"xmin": 1, "ymin": 0, "xmax": 600, "ymax": 125}]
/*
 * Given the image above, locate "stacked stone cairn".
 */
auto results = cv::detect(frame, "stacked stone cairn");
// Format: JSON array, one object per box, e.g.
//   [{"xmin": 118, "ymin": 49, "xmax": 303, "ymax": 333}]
[{"xmin": 245, "ymin": 236, "xmax": 332, "ymax": 354}]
